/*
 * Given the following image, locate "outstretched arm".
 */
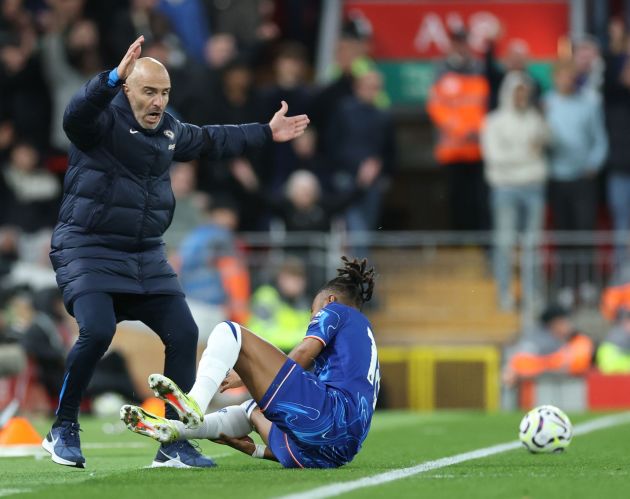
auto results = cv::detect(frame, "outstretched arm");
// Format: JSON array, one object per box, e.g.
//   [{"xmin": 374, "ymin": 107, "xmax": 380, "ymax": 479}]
[
  {"xmin": 173, "ymin": 101, "xmax": 310, "ymax": 162},
  {"xmin": 63, "ymin": 35, "xmax": 144, "ymax": 149}
]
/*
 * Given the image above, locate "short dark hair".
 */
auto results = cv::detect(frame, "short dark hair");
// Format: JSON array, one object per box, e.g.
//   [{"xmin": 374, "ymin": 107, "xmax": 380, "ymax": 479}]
[
  {"xmin": 539, "ymin": 305, "xmax": 570, "ymax": 326},
  {"xmin": 319, "ymin": 256, "xmax": 375, "ymax": 309}
]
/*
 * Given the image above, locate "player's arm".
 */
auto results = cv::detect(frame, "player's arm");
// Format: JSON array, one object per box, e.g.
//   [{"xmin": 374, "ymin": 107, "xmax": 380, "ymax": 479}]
[
  {"xmin": 219, "ymin": 337, "xmax": 323, "ymax": 392},
  {"xmin": 63, "ymin": 36, "xmax": 144, "ymax": 149},
  {"xmin": 288, "ymin": 337, "xmax": 324, "ymax": 370},
  {"xmin": 173, "ymin": 101, "xmax": 309, "ymax": 161},
  {"xmin": 214, "ymin": 434, "xmax": 279, "ymax": 462}
]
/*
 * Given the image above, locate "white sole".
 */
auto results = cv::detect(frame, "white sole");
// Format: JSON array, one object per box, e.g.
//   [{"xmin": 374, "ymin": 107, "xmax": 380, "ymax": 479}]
[
  {"xmin": 42, "ymin": 437, "xmax": 85, "ymax": 468},
  {"xmin": 150, "ymin": 459, "xmax": 192, "ymax": 469}
]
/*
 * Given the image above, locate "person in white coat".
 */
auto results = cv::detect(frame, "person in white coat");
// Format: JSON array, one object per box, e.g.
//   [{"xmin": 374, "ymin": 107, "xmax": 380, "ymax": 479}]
[{"xmin": 482, "ymin": 71, "xmax": 550, "ymax": 311}]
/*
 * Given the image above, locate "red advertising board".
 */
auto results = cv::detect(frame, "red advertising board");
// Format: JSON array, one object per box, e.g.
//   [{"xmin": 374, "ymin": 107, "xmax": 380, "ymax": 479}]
[{"xmin": 344, "ymin": 0, "xmax": 569, "ymax": 60}]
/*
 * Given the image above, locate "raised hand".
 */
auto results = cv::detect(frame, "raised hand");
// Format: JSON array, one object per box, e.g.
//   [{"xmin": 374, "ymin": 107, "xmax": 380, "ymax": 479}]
[
  {"xmin": 117, "ymin": 35, "xmax": 144, "ymax": 80},
  {"xmin": 269, "ymin": 101, "xmax": 310, "ymax": 143}
]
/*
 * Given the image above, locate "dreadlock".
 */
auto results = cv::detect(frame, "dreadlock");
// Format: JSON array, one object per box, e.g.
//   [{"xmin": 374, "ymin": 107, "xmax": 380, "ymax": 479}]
[{"xmin": 320, "ymin": 256, "xmax": 375, "ymax": 309}]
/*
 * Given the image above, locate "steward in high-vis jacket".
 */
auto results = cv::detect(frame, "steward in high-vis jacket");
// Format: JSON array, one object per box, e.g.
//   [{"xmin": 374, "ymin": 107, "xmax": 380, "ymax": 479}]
[{"xmin": 42, "ymin": 36, "xmax": 310, "ymax": 470}]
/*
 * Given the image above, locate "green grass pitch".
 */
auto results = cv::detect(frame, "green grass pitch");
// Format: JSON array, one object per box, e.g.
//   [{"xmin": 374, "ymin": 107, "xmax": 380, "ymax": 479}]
[{"xmin": 1, "ymin": 411, "xmax": 629, "ymax": 499}]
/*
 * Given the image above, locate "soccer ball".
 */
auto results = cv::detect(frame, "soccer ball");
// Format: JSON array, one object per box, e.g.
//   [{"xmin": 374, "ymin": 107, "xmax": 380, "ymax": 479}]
[{"xmin": 518, "ymin": 404, "xmax": 573, "ymax": 453}]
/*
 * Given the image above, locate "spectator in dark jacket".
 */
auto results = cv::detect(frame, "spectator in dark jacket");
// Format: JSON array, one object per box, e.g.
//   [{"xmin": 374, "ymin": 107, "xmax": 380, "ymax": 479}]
[
  {"xmin": 0, "ymin": 141, "xmax": 60, "ymax": 233},
  {"xmin": 44, "ymin": 35, "xmax": 309, "ymax": 469},
  {"xmin": 326, "ymin": 70, "xmax": 395, "ymax": 235},
  {"xmin": 231, "ymin": 162, "xmax": 380, "ymax": 233},
  {"xmin": 483, "ymin": 34, "xmax": 542, "ymax": 110},
  {"xmin": 259, "ymin": 42, "xmax": 313, "ymax": 194}
]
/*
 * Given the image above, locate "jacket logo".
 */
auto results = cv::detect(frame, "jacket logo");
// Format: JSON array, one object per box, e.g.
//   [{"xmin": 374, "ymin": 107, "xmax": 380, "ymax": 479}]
[
  {"xmin": 129, "ymin": 128, "xmax": 139, "ymax": 134},
  {"xmin": 164, "ymin": 130, "xmax": 175, "ymax": 139},
  {"xmin": 168, "ymin": 143, "xmax": 176, "ymax": 151}
]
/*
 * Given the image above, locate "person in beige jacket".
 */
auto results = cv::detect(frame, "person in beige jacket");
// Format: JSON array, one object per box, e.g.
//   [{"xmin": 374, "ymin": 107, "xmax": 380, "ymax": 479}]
[{"xmin": 482, "ymin": 71, "xmax": 550, "ymax": 311}]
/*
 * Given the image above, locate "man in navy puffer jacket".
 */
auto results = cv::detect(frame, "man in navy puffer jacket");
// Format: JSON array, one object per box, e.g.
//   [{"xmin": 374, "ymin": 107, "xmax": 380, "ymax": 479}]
[{"xmin": 42, "ymin": 36, "xmax": 309, "ymax": 469}]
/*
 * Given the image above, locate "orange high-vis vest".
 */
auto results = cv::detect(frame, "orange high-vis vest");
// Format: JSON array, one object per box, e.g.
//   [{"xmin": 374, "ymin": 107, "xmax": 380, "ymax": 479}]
[
  {"xmin": 509, "ymin": 334, "xmax": 594, "ymax": 378},
  {"xmin": 217, "ymin": 255, "xmax": 250, "ymax": 324},
  {"xmin": 600, "ymin": 283, "xmax": 630, "ymax": 322},
  {"xmin": 426, "ymin": 72, "xmax": 489, "ymax": 165}
]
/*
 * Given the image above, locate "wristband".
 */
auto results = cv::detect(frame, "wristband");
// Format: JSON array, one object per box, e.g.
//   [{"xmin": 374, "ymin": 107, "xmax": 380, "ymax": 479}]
[
  {"xmin": 107, "ymin": 68, "xmax": 120, "ymax": 87},
  {"xmin": 252, "ymin": 444, "xmax": 267, "ymax": 459}
]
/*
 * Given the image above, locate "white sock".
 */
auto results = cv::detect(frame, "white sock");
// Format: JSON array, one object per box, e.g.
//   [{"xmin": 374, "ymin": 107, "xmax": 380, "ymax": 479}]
[
  {"xmin": 173, "ymin": 406, "xmax": 252, "ymax": 440},
  {"xmin": 188, "ymin": 321, "xmax": 242, "ymax": 413},
  {"xmin": 240, "ymin": 398, "xmax": 258, "ymax": 420}
]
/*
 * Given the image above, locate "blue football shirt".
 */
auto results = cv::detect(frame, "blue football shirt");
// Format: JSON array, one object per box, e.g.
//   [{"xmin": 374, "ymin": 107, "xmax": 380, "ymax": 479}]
[{"xmin": 304, "ymin": 302, "xmax": 380, "ymax": 432}]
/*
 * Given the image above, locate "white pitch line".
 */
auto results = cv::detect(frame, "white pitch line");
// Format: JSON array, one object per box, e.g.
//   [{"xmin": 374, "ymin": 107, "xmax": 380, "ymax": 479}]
[{"xmin": 277, "ymin": 412, "xmax": 630, "ymax": 499}]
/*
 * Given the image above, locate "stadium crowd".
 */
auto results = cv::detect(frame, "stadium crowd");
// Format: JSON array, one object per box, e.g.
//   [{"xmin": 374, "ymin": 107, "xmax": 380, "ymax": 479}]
[{"xmin": 3, "ymin": 0, "xmax": 630, "ymax": 415}]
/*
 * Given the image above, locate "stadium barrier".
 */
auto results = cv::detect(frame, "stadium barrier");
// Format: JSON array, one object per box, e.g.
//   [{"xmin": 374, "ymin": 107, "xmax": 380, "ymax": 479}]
[
  {"xmin": 519, "ymin": 371, "xmax": 630, "ymax": 411},
  {"xmin": 379, "ymin": 346, "xmax": 500, "ymax": 411}
]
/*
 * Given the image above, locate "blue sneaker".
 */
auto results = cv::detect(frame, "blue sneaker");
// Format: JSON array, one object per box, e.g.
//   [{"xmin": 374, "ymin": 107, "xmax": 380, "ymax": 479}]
[
  {"xmin": 152, "ymin": 440, "xmax": 216, "ymax": 468},
  {"xmin": 42, "ymin": 421, "xmax": 86, "ymax": 468}
]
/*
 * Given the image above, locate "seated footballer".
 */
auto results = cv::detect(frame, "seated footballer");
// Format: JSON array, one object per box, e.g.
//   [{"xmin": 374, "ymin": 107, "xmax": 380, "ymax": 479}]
[{"xmin": 121, "ymin": 257, "xmax": 380, "ymax": 468}]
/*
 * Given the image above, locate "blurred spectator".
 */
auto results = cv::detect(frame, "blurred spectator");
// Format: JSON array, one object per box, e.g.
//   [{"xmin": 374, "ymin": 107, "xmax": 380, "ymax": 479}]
[
  {"xmin": 326, "ymin": 70, "xmax": 395, "ymax": 234},
  {"xmin": 178, "ymin": 197, "xmax": 250, "ymax": 324},
  {"xmin": 106, "ymin": 0, "xmax": 179, "ymax": 68},
  {"xmin": 162, "ymin": 161, "xmax": 206, "ymax": 254},
  {"xmin": 0, "ymin": 141, "xmax": 60, "ymax": 233},
  {"xmin": 596, "ymin": 307, "xmax": 630, "ymax": 374},
  {"xmin": 544, "ymin": 60, "xmax": 608, "ymax": 306},
  {"xmin": 0, "ymin": 0, "xmax": 51, "ymax": 149},
  {"xmin": 157, "ymin": 0, "xmax": 210, "ymax": 63},
  {"xmin": 481, "ymin": 71, "xmax": 549, "ymax": 310},
  {"xmin": 41, "ymin": 3, "xmax": 103, "ymax": 152},
  {"xmin": 259, "ymin": 42, "xmax": 314, "ymax": 193},
  {"xmin": 573, "ymin": 35, "xmax": 604, "ymax": 95},
  {"xmin": 427, "ymin": 28, "xmax": 489, "ymax": 231},
  {"xmin": 483, "ymin": 32, "xmax": 541, "ymax": 110},
  {"xmin": 0, "ymin": 288, "xmax": 26, "ymax": 379},
  {"xmin": 197, "ymin": 60, "xmax": 264, "ymax": 230},
  {"xmin": 204, "ymin": 32, "xmax": 237, "ymax": 70},
  {"xmin": 205, "ymin": 0, "xmax": 280, "ymax": 65},
  {"xmin": 601, "ymin": 270, "xmax": 630, "ymax": 322},
  {"xmin": 247, "ymin": 257, "xmax": 311, "ymax": 353},
  {"xmin": 231, "ymin": 164, "xmax": 379, "ymax": 232},
  {"xmin": 603, "ymin": 22, "xmax": 630, "ymax": 271},
  {"xmin": 311, "ymin": 16, "xmax": 386, "ymax": 158},
  {"xmin": 503, "ymin": 305, "xmax": 593, "ymax": 387}
]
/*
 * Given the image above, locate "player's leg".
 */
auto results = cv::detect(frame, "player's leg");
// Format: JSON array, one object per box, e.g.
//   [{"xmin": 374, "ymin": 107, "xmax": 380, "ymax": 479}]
[
  {"xmin": 43, "ymin": 292, "xmax": 117, "ymax": 468},
  {"xmin": 121, "ymin": 402, "xmax": 253, "ymax": 443},
  {"xmin": 179, "ymin": 322, "xmax": 289, "ymax": 415}
]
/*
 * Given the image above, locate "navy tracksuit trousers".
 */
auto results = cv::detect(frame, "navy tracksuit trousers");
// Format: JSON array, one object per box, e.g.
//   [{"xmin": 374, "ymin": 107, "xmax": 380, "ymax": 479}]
[{"xmin": 56, "ymin": 292, "xmax": 198, "ymax": 422}]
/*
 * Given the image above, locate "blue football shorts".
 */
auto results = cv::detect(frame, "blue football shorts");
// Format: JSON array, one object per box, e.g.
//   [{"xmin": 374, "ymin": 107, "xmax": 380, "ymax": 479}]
[{"xmin": 258, "ymin": 358, "xmax": 362, "ymax": 469}]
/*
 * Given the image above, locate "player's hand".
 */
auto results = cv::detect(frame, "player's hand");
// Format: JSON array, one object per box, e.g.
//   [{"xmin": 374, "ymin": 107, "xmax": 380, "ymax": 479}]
[
  {"xmin": 213, "ymin": 433, "xmax": 256, "ymax": 455},
  {"xmin": 117, "ymin": 35, "xmax": 144, "ymax": 80},
  {"xmin": 269, "ymin": 101, "xmax": 310, "ymax": 143},
  {"xmin": 219, "ymin": 369, "xmax": 244, "ymax": 393}
]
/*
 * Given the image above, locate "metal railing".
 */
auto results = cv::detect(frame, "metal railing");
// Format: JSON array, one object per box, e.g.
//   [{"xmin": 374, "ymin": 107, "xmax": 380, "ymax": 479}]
[{"xmin": 234, "ymin": 230, "xmax": 628, "ymax": 333}]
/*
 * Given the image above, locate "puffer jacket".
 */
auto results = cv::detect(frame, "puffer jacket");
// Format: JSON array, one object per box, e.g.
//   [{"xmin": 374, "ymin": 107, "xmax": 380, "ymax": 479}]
[{"xmin": 50, "ymin": 70, "xmax": 271, "ymax": 314}]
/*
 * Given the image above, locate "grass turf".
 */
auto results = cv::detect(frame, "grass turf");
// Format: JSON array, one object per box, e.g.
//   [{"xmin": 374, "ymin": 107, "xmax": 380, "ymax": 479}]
[{"xmin": 0, "ymin": 411, "xmax": 628, "ymax": 499}]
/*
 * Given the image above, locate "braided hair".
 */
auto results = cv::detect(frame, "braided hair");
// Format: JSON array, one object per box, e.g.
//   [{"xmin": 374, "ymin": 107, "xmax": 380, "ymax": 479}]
[{"xmin": 319, "ymin": 256, "xmax": 375, "ymax": 309}]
